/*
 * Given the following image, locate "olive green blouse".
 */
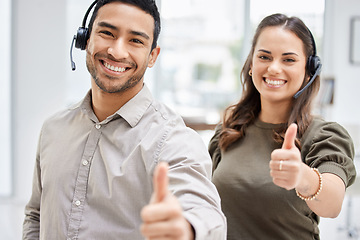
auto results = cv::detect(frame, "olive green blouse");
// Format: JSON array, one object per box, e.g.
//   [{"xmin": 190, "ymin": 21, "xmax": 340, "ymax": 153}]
[{"xmin": 209, "ymin": 117, "xmax": 357, "ymax": 240}]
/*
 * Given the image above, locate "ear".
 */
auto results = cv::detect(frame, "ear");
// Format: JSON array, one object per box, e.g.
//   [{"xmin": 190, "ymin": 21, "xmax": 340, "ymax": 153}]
[
  {"xmin": 85, "ymin": 37, "xmax": 91, "ymax": 52},
  {"xmin": 148, "ymin": 46, "xmax": 160, "ymax": 68}
]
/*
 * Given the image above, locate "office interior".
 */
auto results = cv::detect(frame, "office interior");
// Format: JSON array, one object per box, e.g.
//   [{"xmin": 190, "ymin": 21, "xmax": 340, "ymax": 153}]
[{"xmin": 0, "ymin": 0, "xmax": 359, "ymax": 239}]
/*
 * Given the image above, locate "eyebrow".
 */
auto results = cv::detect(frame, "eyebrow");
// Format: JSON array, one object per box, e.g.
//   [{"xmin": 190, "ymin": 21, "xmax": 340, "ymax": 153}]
[
  {"xmin": 97, "ymin": 21, "xmax": 150, "ymax": 40},
  {"xmin": 98, "ymin": 21, "xmax": 118, "ymax": 30},
  {"xmin": 257, "ymin": 49, "xmax": 299, "ymax": 56},
  {"xmin": 129, "ymin": 30, "xmax": 150, "ymax": 40}
]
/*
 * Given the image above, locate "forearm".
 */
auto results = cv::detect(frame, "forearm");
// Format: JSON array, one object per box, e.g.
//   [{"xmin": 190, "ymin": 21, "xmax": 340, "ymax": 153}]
[{"xmin": 296, "ymin": 169, "xmax": 345, "ymax": 218}]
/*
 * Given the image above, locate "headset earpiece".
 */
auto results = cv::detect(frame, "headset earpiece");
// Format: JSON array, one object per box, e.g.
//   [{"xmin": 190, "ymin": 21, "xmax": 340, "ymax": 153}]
[
  {"xmin": 75, "ymin": 27, "xmax": 89, "ymax": 50},
  {"xmin": 293, "ymin": 27, "xmax": 322, "ymax": 99},
  {"xmin": 306, "ymin": 55, "xmax": 321, "ymax": 77},
  {"xmin": 70, "ymin": 0, "xmax": 98, "ymax": 70}
]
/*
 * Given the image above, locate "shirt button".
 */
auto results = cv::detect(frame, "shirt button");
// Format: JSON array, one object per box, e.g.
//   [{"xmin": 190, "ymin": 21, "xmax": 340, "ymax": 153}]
[
  {"xmin": 95, "ymin": 124, "xmax": 101, "ymax": 129},
  {"xmin": 82, "ymin": 160, "xmax": 89, "ymax": 166},
  {"xmin": 75, "ymin": 200, "xmax": 81, "ymax": 206}
]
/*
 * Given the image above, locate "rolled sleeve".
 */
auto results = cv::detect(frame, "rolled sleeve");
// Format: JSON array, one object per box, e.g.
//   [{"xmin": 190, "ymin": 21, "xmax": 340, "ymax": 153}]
[{"xmin": 157, "ymin": 122, "xmax": 227, "ymax": 240}]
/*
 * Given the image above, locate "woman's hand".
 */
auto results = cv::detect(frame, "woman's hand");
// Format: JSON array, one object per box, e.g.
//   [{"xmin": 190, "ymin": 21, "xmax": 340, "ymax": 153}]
[{"xmin": 269, "ymin": 123, "xmax": 307, "ymax": 190}]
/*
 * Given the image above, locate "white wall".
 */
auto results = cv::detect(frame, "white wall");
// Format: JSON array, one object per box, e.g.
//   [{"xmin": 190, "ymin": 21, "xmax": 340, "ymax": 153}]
[
  {"xmin": 0, "ymin": 0, "xmax": 12, "ymax": 197},
  {"xmin": 11, "ymin": 0, "xmax": 67, "ymax": 202},
  {"xmin": 323, "ymin": 0, "xmax": 360, "ymax": 152}
]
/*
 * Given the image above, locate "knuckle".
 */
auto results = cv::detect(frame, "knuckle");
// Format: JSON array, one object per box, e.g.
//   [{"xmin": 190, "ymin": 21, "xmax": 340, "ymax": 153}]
[
  {"xmin": 171, "ymin": 221, "xmax": 185, "ymax": 236},
  {"xmin": 168, "ymin": 206, "xmax": 182, "ymax": 217},
  {"xmin": 140, "ymin": 208, "xmax": 147, "ymax": 218},
  {"xmin": 140, "ymin": 224, "xmax": 147, "ymax": 234}
]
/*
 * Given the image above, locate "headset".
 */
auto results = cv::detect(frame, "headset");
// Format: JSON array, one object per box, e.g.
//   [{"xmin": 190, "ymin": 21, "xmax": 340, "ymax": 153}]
[
  {"xmin": 70, "ymin": 0, "xmax": 99, "ymax": 71},
  {"xmin": 293, "ymin": 28, "xmax": 322, "ymax": 99}
]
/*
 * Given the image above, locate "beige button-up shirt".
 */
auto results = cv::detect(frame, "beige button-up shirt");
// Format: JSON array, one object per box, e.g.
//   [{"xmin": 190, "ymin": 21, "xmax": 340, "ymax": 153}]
[{"xmin": 23, "ymin": 84, "xmax": 226, "ymax": 240}]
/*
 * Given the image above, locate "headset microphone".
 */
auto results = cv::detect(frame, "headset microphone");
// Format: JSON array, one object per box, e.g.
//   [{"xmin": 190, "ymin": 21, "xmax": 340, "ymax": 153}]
[
  {"xmin": 70, "ymin": 35, "xmax": 76, "ymax": 71},
  {"xmin": 293, "ymin": 27, "xmax": 322, "ymax": 99},
  {"xmin": 293, "ymin": 62, "xmax": 322, "ymax": 99}
]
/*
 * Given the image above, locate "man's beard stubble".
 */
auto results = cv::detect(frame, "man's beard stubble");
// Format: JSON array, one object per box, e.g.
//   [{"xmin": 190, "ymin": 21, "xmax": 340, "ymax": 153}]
[{"xmin": 86, "ymin": 53, "xmax": 146, "ymax": 94}]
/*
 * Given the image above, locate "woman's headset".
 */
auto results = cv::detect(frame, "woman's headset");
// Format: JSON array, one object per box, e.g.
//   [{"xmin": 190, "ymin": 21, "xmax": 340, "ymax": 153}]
[{"xmin": 293, "ymin": 28, "xmax": 322, "ymax": 99}]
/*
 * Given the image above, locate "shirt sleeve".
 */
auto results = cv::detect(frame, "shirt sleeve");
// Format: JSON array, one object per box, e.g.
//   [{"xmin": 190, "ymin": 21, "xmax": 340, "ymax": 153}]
[
  {"xmin": 156, "ymin": 121, "xmax": 226, "ymax": 240},
  {"xmin": 301, "ymin": 119, "xmax": 357, "ymax": 187},
  {"xmin": 22, "ymin": 132, "xmax": 42, "ymax": 239},
  {"xmin": 208, "ymin": 124, "xmax": 222, "ymax": 173}
]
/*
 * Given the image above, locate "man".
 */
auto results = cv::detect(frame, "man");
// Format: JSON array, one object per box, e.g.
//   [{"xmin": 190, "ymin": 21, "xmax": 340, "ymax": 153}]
[{"xmin": 22, "ymin": 0, "xmax": 226, "ymax": 239}]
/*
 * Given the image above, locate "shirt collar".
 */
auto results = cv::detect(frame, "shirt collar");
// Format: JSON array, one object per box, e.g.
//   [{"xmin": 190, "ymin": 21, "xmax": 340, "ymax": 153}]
[
  {"xmin": 117, "ymin": 84, "xmax": 153, "ymax": 127},
  {"xmin": 78, "ymin": 85, "xmax": 153, "ymax": 127},
  {"xmin": 77, "ymin": 90, "xmax": 99, "ymax": 123}
]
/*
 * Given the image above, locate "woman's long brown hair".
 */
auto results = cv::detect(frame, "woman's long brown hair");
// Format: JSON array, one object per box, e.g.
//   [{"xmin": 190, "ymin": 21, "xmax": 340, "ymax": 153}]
[{"xmin": 219, "ymin": 13, "xmax": 320, "ymax": 151}]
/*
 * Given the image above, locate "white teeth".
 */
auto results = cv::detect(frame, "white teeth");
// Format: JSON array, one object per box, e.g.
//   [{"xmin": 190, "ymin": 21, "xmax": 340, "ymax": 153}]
[
  {"xmin": 265, "ymin": 79, "xmax": 285, "ymax": 86},
  {"xmin": 104, "ymin": 62, "xmax": 126, "ymax": 72}
]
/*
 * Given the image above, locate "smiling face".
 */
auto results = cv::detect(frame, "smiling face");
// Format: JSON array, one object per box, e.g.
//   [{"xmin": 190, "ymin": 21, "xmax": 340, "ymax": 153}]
[
  {"xmin": 251, "ymin": 26, "xmax": 308, "ymax": 107},
  {"xmin": 86, "ymin": 2, "xmax": 160, "ymax": 95}
]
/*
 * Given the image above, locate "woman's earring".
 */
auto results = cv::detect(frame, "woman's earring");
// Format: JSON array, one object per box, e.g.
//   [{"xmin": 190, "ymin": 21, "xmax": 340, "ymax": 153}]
[{"xmin": 249, "ymin": 69, "xmax": 252, "ymax": 76}]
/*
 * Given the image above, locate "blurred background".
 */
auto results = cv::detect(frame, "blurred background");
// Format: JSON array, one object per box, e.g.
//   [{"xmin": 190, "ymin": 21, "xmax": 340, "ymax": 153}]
[{"xmin": 0, "ymin": 0, "xmax": 359, "ymax": 239}]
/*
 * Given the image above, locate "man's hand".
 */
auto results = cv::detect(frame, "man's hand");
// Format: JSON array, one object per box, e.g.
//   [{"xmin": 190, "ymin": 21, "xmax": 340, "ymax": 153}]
[{"xmin": 140, "ymin": 162, "xmax": 195, "ymax": 240}]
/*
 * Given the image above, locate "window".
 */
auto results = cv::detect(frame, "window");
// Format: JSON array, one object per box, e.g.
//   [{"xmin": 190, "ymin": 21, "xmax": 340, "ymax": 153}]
[
  {"xmin": 155, "ymin": 0, "xmax": 246, "ymax": 131},
  {"xmin": 0, "ymin": 0, "xmax": 12, "ymax": 197}
]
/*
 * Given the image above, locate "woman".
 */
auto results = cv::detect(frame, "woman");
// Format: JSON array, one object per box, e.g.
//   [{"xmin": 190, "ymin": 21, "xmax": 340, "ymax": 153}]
[{"xmin": 209, "ymin": 13, "xmax": 357, "ymax": 240}]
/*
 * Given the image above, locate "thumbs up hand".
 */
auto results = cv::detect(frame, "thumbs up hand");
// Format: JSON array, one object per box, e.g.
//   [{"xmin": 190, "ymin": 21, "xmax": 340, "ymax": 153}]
[
  {"xmin": 269, "ymin": 123, "xmax": 305, "ymax": 190},
  {"xmin": 140, "ymin": 162, "xmax": 195, "ymax": 240}
]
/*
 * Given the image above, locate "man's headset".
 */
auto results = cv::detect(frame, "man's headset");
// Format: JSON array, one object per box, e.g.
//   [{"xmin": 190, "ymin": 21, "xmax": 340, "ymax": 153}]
[
  {"xmin": 70, "ymin": 0, "xmax": 99, "ymax": 71},
  {"xmin": 293, "ymin": 28, "xmax": 322, "ymax": 99}
]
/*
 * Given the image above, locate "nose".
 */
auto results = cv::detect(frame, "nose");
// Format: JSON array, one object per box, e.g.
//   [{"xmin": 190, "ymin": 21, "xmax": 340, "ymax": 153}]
[
  {"xmin": 267, "ymin": 60, "xmax": 282, "ymax": 75},
  {"xmin": 107, "ymin": 39, "xmax": 129, "ymax": 60}
]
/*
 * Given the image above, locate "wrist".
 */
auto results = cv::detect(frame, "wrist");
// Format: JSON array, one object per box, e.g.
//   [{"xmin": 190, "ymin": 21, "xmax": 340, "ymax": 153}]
[{"xmin": 295, "ymin": 168, "xmax": 323, "ymax": 201}]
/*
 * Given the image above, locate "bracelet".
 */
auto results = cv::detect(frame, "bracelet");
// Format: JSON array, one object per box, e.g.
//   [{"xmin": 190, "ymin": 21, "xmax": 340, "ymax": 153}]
[{"xmin": 296, "ymin": 168, "xmax": 323, "ymax": 201}]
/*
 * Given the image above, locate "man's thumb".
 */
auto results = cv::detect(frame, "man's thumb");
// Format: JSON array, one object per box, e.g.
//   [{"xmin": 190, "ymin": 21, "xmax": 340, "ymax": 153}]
[{"xmin": 152, "ymin": 162, "xmax": 169, "ymax": 203}]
